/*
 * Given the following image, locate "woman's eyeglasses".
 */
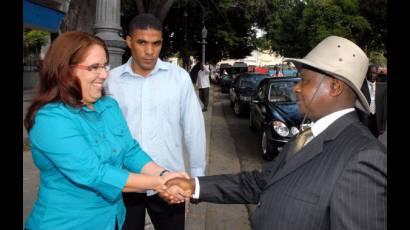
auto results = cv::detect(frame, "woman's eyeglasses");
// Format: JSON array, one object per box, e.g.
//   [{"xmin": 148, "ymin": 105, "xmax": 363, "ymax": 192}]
[{"xmin": 73, "ymin": 64, "xmax": 111, "ymax": 73}]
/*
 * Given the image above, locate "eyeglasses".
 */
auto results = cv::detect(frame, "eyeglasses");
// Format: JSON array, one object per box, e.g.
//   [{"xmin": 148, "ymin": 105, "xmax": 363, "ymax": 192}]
[{"xmin": 72, "ymin": 63, "xmax": 111, "ymax": 73}]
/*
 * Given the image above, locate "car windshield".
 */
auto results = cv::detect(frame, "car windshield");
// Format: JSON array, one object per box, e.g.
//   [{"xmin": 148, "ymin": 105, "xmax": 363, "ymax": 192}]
[
  {"xmin": 268, "ymin": 81, "xmax": 297, "ymax": 102},
  {"xmin": 240, "ymin": 75, "xmax": 269, "ymax": 89}
]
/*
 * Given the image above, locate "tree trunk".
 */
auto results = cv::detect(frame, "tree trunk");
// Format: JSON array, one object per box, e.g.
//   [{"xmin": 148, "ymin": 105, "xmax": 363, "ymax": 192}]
[{"xmin": 60, "ymin": 0, "xmax": 97, "ymax": 34}]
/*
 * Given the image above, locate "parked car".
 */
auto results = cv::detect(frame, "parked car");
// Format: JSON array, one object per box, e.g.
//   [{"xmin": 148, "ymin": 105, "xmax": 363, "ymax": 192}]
[
  {"xmin": 229, "ymin": 73, "xmax": 270, "ymax": 116},
  {"xmin": 219, "ymin": 74, "xmax": 235, "ymax": 93},
  {"xmin": 249, "ymin": 77, "xmax": 305, "ymax": 160}
]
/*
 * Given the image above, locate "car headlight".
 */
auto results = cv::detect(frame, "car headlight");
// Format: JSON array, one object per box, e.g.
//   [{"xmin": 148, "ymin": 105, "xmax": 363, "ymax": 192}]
[
  {"xmin": 290, "ymin": 127, "xmax": 299, "ymax": 136},
  {"xmin": 272, "ymin": 120, "xmax": 289, "ymax": 137}
]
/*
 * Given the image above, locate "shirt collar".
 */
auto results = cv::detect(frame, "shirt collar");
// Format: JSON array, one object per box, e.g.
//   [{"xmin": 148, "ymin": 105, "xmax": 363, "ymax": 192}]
[
  {"xmin": 65, "ymin": 97, "xmax": 112, "ymax": 114},
  {"xmin": 121, "ymin": 57, "xmax": 169, "ymax": 78},
  {"xmin": 310, "ymin": 108, "xmax": 355, "ymax": 137}
]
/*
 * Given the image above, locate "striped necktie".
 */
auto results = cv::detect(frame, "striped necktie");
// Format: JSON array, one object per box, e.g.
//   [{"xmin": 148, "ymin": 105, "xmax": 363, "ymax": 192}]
[{"xmin": 289, "ymin": 128, "xmax": 313, "ymax": 155}]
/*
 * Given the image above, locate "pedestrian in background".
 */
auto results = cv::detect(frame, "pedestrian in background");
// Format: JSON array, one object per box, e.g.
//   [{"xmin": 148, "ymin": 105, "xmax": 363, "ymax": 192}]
[
  {"xmin": 189, "ymin": 61, "xmax": 201, "ymax": 85},
  {"xmin": 273, "ymin": 65, "xmax": 284, "ymax": 77},
  {"xmin": 197, "ymin": 63, "xmax": 210, "ymax": 112},
  {"xmin": 165, "ymin": 36, "xmax": 386, "ymax": 230},
  {"xmin": 23, "ymin": 31, "xmax": 188, "ymax": 230},
  {"xmin": 105, "ymin": 14, "xmax": 206, "ymax": 230},
  {"xmin": 359, "ymin": 64, "xmax": 387, "ymax": 137}
]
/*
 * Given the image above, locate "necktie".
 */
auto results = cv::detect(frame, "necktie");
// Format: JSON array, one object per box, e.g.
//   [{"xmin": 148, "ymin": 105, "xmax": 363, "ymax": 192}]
[{"xmin": 289, "ymin": 128, "xmax": 313, "ymax": 155}]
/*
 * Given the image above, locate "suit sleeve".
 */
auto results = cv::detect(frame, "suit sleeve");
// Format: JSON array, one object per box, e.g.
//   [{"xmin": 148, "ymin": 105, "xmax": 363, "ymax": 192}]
[
  {"xmin": 330, "ymin": 148, "xmax": 387, "ymax": 230},
  {"xmin": 198, "ymin": 169, "xmax": 267, "ymax": 204}
]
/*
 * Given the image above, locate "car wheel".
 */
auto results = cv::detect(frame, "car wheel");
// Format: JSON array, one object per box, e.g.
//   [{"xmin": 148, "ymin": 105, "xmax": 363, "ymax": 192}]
[
  {"xmin": 249, "ymin": 111, "xmax": 256, "ymax": 131},
  {"xmin": 261, "ymin": 129, "xmax": 277, "ymax": 161},
  {"xmin": 234, "ymin": 101, "xmax": 241, "ymax": 116}
]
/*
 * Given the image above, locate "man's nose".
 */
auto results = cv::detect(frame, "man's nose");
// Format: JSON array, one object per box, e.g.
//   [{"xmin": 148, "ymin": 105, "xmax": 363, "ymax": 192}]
[
  {"xmin": 293, "ymin": 81, "xmax": 301, "ymax": 93},
  {"xmin": 145, "ymin": 44, "xmax": 153, "ymax": 55}
]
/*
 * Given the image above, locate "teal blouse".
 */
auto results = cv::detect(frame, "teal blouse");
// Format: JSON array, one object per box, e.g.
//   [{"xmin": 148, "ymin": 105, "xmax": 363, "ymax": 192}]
[{"xmin": 25, "ymin": 96, "xmax": 152, "ymax": 230}]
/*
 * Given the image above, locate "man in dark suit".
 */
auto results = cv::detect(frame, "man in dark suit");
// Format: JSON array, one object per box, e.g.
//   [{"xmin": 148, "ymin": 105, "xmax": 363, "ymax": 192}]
[
  {"xmin": 359, "ymin": 64, "xmax": 387, "ymax": 137},
  {"xmin": 162, "ymin": 36, "xmax": 387, "ymax": 230}
]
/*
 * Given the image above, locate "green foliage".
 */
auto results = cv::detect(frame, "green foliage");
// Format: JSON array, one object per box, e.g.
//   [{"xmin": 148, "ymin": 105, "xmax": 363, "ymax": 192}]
[
  {"xmin": 121, "ymin": 0, "xmax": 259, "ymax": 66},
  {"xmin": 369, "ymin": 51, "xmax": 387, "ymax": 66},
  {"xmin": 23, "ymin": 29, "xmax": 49, "ymax": 55},
  {"xmin": 257, "ymin": 0, "xmax": 385, "ymax": 59}
]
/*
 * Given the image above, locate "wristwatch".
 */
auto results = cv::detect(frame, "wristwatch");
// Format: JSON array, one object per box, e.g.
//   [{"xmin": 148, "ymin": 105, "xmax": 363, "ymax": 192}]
[{"xmin": 159, "ymin": 169, "xmax": 169, "ymax": 177}]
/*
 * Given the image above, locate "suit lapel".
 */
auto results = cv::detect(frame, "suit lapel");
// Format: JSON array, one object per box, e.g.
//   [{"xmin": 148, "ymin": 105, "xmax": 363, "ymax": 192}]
[
  {"xmin": 265, "ymin": 112, "xmax": 359, "ymax": 188},
  {"xmin": 361, "ymin": 82, "xmax": 371, "ymax": 103}
]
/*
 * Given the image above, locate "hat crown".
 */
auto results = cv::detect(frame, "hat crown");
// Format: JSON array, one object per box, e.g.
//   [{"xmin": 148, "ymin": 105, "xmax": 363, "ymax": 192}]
[
  {"xmin": 284, "ymin": 36, "xmax": 370, "ymax": 113},
  {"xmin": 303, "ymin": 36, "xmax": 369, "ymax": 89}
]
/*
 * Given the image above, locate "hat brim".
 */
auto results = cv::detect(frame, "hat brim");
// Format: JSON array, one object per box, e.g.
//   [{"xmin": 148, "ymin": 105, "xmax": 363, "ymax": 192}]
[{"xmin": 284, "ymin": 58, "xmax": 370, "ymax": 113}]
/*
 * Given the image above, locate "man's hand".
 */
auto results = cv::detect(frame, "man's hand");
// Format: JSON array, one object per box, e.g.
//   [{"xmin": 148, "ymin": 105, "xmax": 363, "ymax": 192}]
[{"xmin": 159, "ymin": 178, "xmax": 195, "ymax": 204}]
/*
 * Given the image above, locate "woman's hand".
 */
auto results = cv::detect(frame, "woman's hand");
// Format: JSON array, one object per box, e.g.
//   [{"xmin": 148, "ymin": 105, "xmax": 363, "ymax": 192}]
[{"xmin": 156, "ymin": 171, "xmax": 190, "ymax": 203}]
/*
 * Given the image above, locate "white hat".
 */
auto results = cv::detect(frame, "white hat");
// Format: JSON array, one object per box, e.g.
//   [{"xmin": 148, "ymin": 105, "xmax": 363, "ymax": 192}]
[{"xmin": 284, "ymin": 36, "xmax": 370, "ymax": 113}]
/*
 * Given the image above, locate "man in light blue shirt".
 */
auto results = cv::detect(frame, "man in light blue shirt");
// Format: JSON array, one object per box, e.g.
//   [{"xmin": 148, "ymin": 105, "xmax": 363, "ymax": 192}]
[{"xmin": 105, "ymin": 14, "xmax": 206, "ymax": 230}]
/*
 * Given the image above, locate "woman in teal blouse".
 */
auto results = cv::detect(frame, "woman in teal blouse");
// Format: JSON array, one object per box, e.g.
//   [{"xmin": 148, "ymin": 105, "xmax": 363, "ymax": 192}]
[{"xmin": 23, "ymin": 31, "xmax": 188, "ymax": 230}]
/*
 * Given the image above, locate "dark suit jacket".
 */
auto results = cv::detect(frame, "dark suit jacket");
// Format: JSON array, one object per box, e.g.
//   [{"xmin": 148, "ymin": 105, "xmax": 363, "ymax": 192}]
[
  {"xmin": 359, "ymin": 81, "xmax": 387, "ymax": 135},
  {"xmin": 198, "ymin": 112, "xmax": 387, "ymax": 230}
]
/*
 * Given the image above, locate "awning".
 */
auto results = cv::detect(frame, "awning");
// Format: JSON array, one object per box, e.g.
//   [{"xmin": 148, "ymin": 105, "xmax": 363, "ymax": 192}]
[{"xmin": 23, "ymin": 0, "xmax": 65, "ymax": 33}]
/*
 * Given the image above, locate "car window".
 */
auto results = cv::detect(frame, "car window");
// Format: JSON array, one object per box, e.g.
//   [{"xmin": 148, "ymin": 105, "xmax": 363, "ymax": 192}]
[
  {"xmin": 268, "ymin": 81, "xmax": 297, "ymax": 102},
  {"xmin": 256, "ymin": 81, "xmax": 267, "ymax": 100}
]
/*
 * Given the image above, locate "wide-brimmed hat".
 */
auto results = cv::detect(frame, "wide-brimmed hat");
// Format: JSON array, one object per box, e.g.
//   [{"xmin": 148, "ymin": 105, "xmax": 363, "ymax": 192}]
[{"xmin": 284, "ymin": 36, "xmax": 370, "ymax": 113}]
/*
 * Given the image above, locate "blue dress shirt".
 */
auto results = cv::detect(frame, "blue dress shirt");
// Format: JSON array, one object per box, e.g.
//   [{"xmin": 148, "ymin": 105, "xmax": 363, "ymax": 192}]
[
  {"xmin": 105, "ymin": 58, "xmax": 206, "ymax": 180},
  {"xmin": 25, "ymin": 96, "xmax": 152, "ymax": 230}
]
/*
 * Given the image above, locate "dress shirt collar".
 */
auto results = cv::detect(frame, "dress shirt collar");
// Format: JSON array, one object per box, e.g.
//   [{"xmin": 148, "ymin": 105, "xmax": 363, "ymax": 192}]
[
  {"xmin": 120, "ymin": 57, "xmax": 169, "ymax": 78},
  {"xmin": 310, "ymin": 108, "xmax": 355, "ymax": 137},
  {"xmin": 367, "ymin": 79, "xmax": 376, "ymax": 87}
]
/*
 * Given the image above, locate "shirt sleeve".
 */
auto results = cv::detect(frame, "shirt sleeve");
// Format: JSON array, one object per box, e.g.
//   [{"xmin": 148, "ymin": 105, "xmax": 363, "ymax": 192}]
[
  {"xmin": 180, "ymin": 71, "xmax": 207, "ymax": 177},
  {"xmin": 123, "ymin": 139, "xmax": 152, "ymax": 173},
  {"xmin": 29, "ymin": 108, "xmax": 129, "ymax": 202}
]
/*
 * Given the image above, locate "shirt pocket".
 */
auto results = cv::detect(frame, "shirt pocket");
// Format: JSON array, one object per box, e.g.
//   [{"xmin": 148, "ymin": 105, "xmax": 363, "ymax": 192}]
[{"xmin": 109, "ymin": 124, "xmax": 130, "ymax": 157}]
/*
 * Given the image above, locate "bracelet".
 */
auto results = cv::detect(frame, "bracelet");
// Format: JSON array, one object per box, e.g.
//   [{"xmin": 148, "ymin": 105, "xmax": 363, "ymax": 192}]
[{"xmin": 159, "ymin": 169, "xmax": 169, "ymax": 177}]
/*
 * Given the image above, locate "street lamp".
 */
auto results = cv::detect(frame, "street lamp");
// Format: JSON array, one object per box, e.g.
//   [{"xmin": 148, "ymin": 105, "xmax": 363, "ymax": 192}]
[{"xmin": 201, "ymin": 26, "xmax": 207, "ymax": 66}]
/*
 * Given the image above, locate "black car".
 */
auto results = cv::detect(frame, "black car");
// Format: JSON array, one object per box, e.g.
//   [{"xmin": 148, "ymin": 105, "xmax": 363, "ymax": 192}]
[
  {"xmin": 249, "ymin": 77, "xmax": 304, "ymax": 160},
  {"xmin": 229, "ymin": 73, "xmax": 271, "ymax": 116},
  {"xmin": 219, "ymin": 74, "xmax": 236, "ymax": 93}
]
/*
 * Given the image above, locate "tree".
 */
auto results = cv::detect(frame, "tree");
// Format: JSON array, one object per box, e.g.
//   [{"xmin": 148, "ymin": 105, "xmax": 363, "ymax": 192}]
[
  {"xmin": 121, "ymin": 0, "xmax": 260, "ymax": 68},
  {"xmin": 23, "ymin": 29, "xmax": 49, "ymax": 68},
  {"xmin": 60, "ymin": 0, "xmax": 96, "ymax": 34},
  {"xmin": 257, "ymin": 0, "xmax": 386, "ymax": 59}
]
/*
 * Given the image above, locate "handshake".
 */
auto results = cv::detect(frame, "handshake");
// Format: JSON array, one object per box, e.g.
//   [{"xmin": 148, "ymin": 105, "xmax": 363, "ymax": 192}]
[{"xmin": 154, "ymin": 172, "xmax": 196, "ymax": 204}]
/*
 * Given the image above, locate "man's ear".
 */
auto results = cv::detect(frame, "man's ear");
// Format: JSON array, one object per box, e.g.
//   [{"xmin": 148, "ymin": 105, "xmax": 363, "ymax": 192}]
[
  {"xmin": 329, "ymin": 79, "xmax": 343, "ymax": 96},
  {"xmin": 126, "ymin": 35, "xmax": 132, "ymax": 49}
]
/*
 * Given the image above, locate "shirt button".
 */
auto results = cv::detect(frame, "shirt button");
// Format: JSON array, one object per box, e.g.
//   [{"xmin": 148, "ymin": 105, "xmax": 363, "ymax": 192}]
[
  {"xmin": 257, "ymin": 202, "xmax": 261, "ymax": 207},
  {"xmin": 113, "ymin": 149, "xmax": 117, "ymax": 153}
]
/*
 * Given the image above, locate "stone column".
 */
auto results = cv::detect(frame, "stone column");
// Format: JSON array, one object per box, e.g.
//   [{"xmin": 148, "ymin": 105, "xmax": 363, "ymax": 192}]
[{"xmin": 94, "ymin": 0, "xmax": 126, "ymax": 68}]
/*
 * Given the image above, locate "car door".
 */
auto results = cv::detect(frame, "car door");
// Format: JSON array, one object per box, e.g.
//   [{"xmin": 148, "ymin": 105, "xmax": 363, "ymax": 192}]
[
  {"xmin": 229, "ymin": 74, "xmax": 241, "ymax": 103},
  {"xmin": 253, "ymin": 80, "xmax": 269, "ymax": 130}
]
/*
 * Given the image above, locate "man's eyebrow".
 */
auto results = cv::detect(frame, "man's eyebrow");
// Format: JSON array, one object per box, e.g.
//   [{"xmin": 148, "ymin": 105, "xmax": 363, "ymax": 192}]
[{"xmin": 136, "ymin": 39, "xmax": 162, "ymax": 43}]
